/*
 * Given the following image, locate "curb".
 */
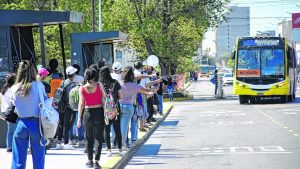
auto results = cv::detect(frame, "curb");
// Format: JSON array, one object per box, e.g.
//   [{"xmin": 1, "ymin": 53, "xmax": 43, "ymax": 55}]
[{"xmin": 112, "ymin": 104, "xmax": 174, "ymax": 169}]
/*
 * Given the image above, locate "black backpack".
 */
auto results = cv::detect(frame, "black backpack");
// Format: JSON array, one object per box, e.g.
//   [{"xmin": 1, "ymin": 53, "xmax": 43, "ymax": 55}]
[{"xmin": 53, "ymin": 80, "xmax": 76, "ymax": 113}]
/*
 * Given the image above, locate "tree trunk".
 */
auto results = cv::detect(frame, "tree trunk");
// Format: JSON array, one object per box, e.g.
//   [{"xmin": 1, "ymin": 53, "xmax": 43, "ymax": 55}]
[{"xmin": 160, "ymin": 61, "xmax": 168, "ymax": 76}]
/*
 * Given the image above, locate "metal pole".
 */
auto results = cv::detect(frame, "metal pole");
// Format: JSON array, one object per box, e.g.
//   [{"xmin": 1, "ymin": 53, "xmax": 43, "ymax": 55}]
[
  {"xmin": 92, "ymin": 0, "xmax": 95, "ymax": 32},
  {"xmin": 99, "ymin": 0, "xmax": 102, "ymax": 32},
  {"xmin": 39, "ymin": 23, "xmax": 46, "ymax": 67},
  {"xmin": 59, "ymin": 24, "xmax": 67, "ymax": 79}
]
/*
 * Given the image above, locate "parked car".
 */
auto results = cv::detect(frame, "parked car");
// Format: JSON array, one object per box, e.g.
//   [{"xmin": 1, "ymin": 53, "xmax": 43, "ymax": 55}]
[{"xmin": 222, "ymin": 73, "xmax": 233, "ymax": 85}]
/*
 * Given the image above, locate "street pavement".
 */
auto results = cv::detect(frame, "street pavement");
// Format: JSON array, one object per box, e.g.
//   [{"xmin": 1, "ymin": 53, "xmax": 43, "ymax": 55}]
[
  {"xmin": 0, "ymin": 104, "xmax": 173, "ymax": 169},
  {"xmin": 187, "ymin": 78, "xmax": 235, "ymax": 100},
  {"xmin": 124, "ymin": 78, "xmax": 300, "ymax": 169}
]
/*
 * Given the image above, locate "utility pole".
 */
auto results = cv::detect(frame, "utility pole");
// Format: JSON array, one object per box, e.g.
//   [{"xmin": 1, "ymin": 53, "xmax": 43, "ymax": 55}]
[
  {"xmin": 91, "ymin": 0, "xmax": 95, "ymax": 32},
  {"xmin": 99, "ymin": 0, "xmax": 102, "ymax": 32}
]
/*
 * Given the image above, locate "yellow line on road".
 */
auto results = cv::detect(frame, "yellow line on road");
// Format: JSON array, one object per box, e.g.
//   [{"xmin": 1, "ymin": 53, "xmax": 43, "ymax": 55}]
[{"xmin": 288, "ymin": 130, "xmax": 294, "ymax": 133}]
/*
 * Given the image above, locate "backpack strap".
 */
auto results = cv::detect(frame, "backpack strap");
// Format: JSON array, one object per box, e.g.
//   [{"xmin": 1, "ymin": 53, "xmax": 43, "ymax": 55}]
[{"xmin": 37, "ymin": 82, "xmax": 50, "ymax": 146}]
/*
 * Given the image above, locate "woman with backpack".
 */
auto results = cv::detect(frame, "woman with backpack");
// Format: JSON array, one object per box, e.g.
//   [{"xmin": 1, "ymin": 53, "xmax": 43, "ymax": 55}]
[
  {"xmin": 77, "ymin": 68, "xmax": 106, "ymax": 168},
  {"xmin": 119, "ymin": 66, "xmax": 153, "ymax": 150},
  {"xmin": 10, "ymin": 60, "xmax": 48, "ymax": 169},
  {"xmin": 1, "ymin": 73, "xmax": 16, "ymax": 152},
  {"xmin": 100, "ymin": 66, "xmax": 124, "ymax": 157}
]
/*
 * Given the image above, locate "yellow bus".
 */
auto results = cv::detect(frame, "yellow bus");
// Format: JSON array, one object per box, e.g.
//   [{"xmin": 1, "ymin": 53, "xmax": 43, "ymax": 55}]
[{"xmin": 232, "ymin": 37, "xmax": 297, "ymax": 104}]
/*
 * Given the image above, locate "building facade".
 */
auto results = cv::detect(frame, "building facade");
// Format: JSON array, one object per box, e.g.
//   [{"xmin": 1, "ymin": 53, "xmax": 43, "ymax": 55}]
[{"xmin": 216, "ymin": 6, "xmax": 250, "ymax": 59}]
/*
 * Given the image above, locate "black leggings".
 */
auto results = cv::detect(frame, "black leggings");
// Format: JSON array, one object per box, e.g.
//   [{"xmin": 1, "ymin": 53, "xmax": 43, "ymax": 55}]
[
  {"xmin": 83, "ymin": 107, "xmax": 105, "ymax": 161},
  {"xmin": 57, "ymin": 109, "xmax": 75, "ymax": 144},
  {"xmin": 105, "ymin": 114, "xmax": 122, "ymax": 150}
]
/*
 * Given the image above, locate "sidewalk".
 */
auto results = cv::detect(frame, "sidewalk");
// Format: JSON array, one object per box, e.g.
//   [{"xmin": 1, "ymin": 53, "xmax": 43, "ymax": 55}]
[{"xmin": 0, "ymin": 103, "xmax": 173, "ymax": 169}]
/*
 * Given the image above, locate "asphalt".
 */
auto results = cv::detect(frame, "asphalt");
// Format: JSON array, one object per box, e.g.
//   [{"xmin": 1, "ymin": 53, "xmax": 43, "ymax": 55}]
[
  {"xmin": 124, "ymin": 81, "xmax": 300, "ymax": 169},
  {"xmin": 0, "ymin": 103, "xmax": 173, "ymax": 169}
]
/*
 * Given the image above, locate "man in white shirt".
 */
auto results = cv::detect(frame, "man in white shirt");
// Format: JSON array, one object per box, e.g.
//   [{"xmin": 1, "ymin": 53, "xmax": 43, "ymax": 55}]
[{"xmin": 111, "ymin": 62, "xmax": 122, "ymax": 81}]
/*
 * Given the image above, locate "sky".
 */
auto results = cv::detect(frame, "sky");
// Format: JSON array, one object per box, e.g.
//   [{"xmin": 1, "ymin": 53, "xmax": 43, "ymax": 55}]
[{"xmin": 202, "ymin": 0, "xmax": 300, "ymax": 55}]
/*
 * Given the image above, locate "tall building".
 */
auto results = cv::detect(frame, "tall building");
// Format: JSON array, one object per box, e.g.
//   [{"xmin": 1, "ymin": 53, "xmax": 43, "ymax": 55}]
[
  {"xmin": 256, "ymin": 30, "xmax": 276, "ymax": 37},
  {"xmin": 277, "ymin": 20, "xmax": 292, "ymax": 41},
  {"xmin": 216, "ymin": 6, "xmax": 250, "ymax": 59}
]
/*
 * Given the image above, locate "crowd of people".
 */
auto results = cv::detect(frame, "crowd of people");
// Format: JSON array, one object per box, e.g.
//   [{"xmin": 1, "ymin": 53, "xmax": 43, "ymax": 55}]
[{"xmin": 1, "ymin": 58, "xmax": 178, "ymax": 169}]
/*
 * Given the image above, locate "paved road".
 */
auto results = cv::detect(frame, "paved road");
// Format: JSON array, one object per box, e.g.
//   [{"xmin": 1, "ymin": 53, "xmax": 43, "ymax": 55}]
[
  {"xmin": 124, "ymin": 81, "xmax": 300, "ymax": 169},
  {"xmin": 187, "ymin": 78, "xmax": 234, "ymax": 99}
]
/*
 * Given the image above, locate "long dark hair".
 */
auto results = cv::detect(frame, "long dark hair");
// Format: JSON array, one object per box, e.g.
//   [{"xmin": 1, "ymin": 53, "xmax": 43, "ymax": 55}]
[
  {"xmin": 100, "ymin": 66, "xmax": 115, "ymax": 90},
  {"xmin": 1, "ymin": 73, "xmax": 16, "ymax": 95},
  {"xmin": 15, "ymin": 60, "xmax": 37, "ymax": 96},
  {"xmin": 84, "ymin": 68, "xmax": 99, "ymax": 83},
  {"xmin": 122, "ymin": 66, "xmax": 134, "ymax": 83}
]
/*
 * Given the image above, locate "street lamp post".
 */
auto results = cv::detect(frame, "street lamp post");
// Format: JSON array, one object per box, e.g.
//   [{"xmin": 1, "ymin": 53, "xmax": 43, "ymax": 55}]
[
  {"xmin": 99, "ymin": 0, "xmax": 102, "ymax": 32},
  {"xmin": 91, "ymin": 0, "xmax": 95, "ymax": 32}
]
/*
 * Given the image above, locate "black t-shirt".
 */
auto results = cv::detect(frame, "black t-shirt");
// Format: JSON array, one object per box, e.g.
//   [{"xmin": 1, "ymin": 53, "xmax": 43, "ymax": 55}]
[
  {"xmin": 42, "ymin": 81, "xmax": 51, "ymax": 94},
  {"xmin": 157, "ymin": 79, "xmax": 168, "ymax": 95}
]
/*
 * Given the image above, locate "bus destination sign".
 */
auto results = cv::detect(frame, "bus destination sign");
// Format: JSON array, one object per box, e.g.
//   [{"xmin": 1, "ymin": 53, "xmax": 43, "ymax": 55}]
[{"xmin": 241, "ymin": 39, "xmax": 281, "ymax": 47}]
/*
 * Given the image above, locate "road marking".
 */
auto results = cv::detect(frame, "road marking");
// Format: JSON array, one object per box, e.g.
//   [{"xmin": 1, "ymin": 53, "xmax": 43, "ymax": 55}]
[
  {"xmin": 197, "ymin": 152, "xmax": 292, "ymax": 155},
  {"xmin": 197, "ymin": 146, "xmax": 291, "ymax": 155},
  {"xmin": 283, "ymin": 112, "xmax": 299, "ymax": 115},
  {"xmin": 198, "ymin": 121, "xmax": 254, "ymax": 126},
  {"xmin": 199, "ymin": 113, "xmax": 246, "ymax": 117},
  {"xmin": 254, "ymin": 106, "xmax": 300, "ymax": 141}
]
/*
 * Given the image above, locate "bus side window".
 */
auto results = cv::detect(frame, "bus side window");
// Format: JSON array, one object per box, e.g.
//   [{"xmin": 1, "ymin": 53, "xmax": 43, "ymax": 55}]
[{"xmin": 287, "ymin": 47, "xmax": 294, "ymax": 68}]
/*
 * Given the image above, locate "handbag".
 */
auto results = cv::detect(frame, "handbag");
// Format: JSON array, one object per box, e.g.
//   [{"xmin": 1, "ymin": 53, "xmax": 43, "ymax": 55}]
[
  {"xmin": 38, "ymin": 82, "xmax": 59, "ymax": 146},
  {"xmin": 5, "ymin": 101, "xmax": 18, "ymax": 123}
]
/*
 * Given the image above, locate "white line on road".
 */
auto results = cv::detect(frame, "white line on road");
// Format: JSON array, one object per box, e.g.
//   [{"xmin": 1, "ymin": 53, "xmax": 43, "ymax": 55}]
[{"xmin": 196, "ymin": 152, "xmax": 292, "ymax": 155}]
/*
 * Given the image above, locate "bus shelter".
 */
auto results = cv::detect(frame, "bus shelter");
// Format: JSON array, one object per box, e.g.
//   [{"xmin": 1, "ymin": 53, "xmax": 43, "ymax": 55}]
[
  {"xmin": 0, "ymin": 10, "xmax": 82, "ymax": 80},
  {"xmin": 70, "ymin": 31, "xmax": 128, "ymax": 74},
  {"xmin": 0, "ymin": 10, "xmax": 82, "ymax": 148}
]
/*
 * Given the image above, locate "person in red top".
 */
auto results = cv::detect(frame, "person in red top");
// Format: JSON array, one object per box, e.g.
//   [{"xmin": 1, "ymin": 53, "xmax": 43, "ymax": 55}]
[{"xmin": 77, "ymin": 68, "xmax": 106, "ymax": 168}]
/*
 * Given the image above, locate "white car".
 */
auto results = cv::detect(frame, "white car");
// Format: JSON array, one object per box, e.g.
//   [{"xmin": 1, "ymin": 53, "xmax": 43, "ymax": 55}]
[{"xmin": 222, "ymin": 73, "xmax": 233, "ymax": 85}]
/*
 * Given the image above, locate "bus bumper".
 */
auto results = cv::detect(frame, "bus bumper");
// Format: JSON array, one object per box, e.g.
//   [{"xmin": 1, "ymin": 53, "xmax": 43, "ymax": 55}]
[{"xmin": 233, "ymin": 81, "xmax": 290, "ymax": 96}]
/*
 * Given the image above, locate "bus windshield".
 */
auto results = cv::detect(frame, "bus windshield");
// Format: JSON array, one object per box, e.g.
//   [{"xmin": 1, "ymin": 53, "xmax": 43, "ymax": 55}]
[
  {"xmin": 261, "ymin": 49, "xmax": 284, "ymax": 77},
  {"xmin": 237, "ymin": 48, "xmax": 284, "ymax": 78}
]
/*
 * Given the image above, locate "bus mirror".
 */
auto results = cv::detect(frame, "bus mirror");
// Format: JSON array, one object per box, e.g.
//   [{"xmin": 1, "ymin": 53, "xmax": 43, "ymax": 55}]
[{"xmin": 231, "ymin": 51, "xmax": 236, "ymax": 59}]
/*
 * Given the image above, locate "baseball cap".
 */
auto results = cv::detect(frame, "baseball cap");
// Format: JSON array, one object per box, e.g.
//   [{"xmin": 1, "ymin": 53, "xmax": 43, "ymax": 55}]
[
  {"xmin": 66, "ymin": 66, "xmax": 77, "ymax": 75},
  {"xmin": 112, "ymin": 62, "xmax": 122, "ymax": 71},
  {"xmin": 38, "ymin": 68, "xmax": 49, "ymax": 77}
]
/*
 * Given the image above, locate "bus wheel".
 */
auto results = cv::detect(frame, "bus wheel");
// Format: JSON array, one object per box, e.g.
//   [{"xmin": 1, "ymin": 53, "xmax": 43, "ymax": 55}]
[
  {"xmin": 281, "ymin": 95, "xmax": 288, "ymax": 103},
  {"xmin": 239, "ymin": 96, "xmax": 246, "ymax": 104},
  {"xmin": 293, "ymin": 93, "xmax": 296, "ymax": 100},
  {"xmin": 288, "ymin": 95, "xmax": 293, "ymax": 102},
  {"xmin": 250, "ymin": 97, "xmax": 255, "ymax": 104}
]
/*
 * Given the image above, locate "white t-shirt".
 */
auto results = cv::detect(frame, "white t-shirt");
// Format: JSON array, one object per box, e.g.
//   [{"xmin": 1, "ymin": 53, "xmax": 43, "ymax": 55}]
[
  {"xmin": 73, "ymin": 74, "xmax": 84, "ymax": 85},
  {"xmin": 1, "ymin": 88, "xmax": 13, "ymax": 113},
  {"xmin": 111, "ymin": 72, "xmax": 122, "ymax": 82},
  {"xmin": 134, "ymin": 69, "xmax": 150, "ymax": 87}
]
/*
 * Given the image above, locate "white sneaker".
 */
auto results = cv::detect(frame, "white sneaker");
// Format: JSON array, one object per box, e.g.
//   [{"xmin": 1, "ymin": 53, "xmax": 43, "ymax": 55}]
[
  {"xmin": 107, "ymin": 151, "xmax": 112, "ymax": 157},
  {"xmin": 63, "ymin": 144, "xmax": 75, "ymax": 150},
  {"xmin": 118, "ymin": 151, "xmax": 126, "ymax": 156},
  {"xmin": 77, "ymin": 140, "xmax": 85, "ymax": 146},
  {"xmin": 69, "ymin": 140, "xmax": 76, "ymax": 145},
  {"xmin": 56, "ymin": 143, "xmax": 63, "ymax": 150},
  {"xmin": 111, "ymin": 143, "xmax": 116, "ymax": 149},
  {"xmin": 122, "ymin": 146, "xmax": 129, "ymax": 151}
]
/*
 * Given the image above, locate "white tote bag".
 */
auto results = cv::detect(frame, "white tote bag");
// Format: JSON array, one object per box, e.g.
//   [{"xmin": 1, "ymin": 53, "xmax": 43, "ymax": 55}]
[{"xmin": 38, "ymin": 82, "xmax": 59, "ymax": 146}]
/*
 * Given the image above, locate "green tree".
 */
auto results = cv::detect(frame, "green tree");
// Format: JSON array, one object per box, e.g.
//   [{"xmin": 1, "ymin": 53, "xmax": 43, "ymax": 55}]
[
  {"xmin": 102, "ymin": 0, "xmax": 229, "ymax": 75},
  {"xmin": 1, "ymin": 0, "xmax": 229, "ymax": 75}
]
